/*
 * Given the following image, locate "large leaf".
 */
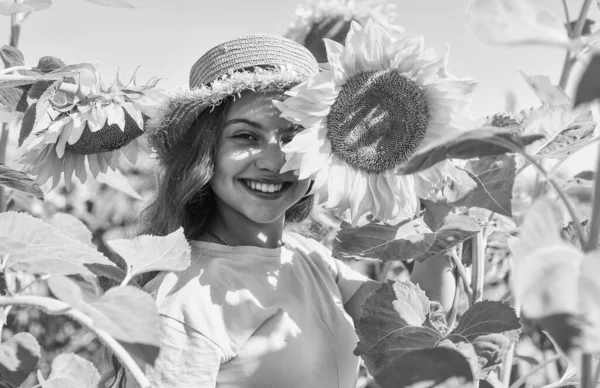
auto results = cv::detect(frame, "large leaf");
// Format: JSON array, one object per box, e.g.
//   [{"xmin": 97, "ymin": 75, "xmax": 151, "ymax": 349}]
[
  {"xmin": 106, "ymin": 227, "xmax": 191, "ymax": 284},
  {"xmin": 0, "ymin": 333, "xmax": 41, "ymax": 387},
  {"xmin": 518, "ymin": 104, "xmax": 598, "ymax": 159},
  {"xmin": 445, "ymin": 301, "xmax": 521, "ymax": 379},
  {"xmin": 0, "ymin": 163, "xmax": 43, "ymax": 200},
  {"xmin": 575, "ymin": 54, "xmax": 600, "ymax": 107},
  {"xmin": 0, "ymin": 63, "xmax": 95, "ymax": 89},
  {"xmin": 374, "ymin": 347, "xmax": 475, "ymax": 388},
  {"xmin": 19, "ymin": 102, "xmax": 36, "ymax": 146},
  {"xmin": 467, "ymin": 0, "xmax": 571, "ymax": 48},
  {"xmin": 447, "ymin": 301, "xmax": 521, "ymax": 343},
  {"xmin": 451, "ymin": 155, "xmax": 516, "ymax": 217},
  {"xmin": 32, "ymin": 56, "xmax": 66, "ymax": 74},
  {"xmin": 82, "ymin": 286, "xmax": 160, "ymax": 365},
  {"xmin": 355, "ymin": 280, "xmax": 443, "ymax": 371},
  {"xmin": 0, "ymin": 0, "xmax": 52, "ymax": 15},
  {"xmin": 0, "ymin": 87, "xmax": 27, "ymax": 112},
  {"xmin": 48, "ymin": 213, "xmax": 94, "ymax": 247},
  {"xmin": 398, "ymin": 129, "xmax": 543, "ymax": 175},
  {"xmin": 0, "ymin": 46, "xmax": 24, "ymax": 68},
  {"xmin": 0, "ymin": 212, "xmax": 116, "ymax": 276},
  {"xmin": 333, "ymin": 215, "xmax": 481, "ymax": 262},
  {"xmin": 37, "ymin": 353, "xmax": 100, "ymax": 388}
]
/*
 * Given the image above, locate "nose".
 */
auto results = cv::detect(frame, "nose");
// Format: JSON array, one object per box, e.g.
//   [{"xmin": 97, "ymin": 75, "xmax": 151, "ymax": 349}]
[{"xmin": 255, "ymin": 141, "xmax": 286, "ymax": 173}]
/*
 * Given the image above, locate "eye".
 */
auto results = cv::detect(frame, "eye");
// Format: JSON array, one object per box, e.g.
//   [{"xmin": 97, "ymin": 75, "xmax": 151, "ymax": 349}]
[{"xmin": 231, "ymin": 132, "xmax": 258, "ymax": 141}]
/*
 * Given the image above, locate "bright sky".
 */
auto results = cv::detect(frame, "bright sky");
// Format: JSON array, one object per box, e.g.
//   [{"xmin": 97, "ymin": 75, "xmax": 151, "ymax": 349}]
[{"xmin": 1, "ymin": 0, "xmax": 598, "ymax": 170}]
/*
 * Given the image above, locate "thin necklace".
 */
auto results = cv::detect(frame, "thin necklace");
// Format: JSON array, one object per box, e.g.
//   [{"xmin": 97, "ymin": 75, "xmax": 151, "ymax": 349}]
[{"xmin": 205, "ymin": 229, "xmax": 229, "ymax": 246}]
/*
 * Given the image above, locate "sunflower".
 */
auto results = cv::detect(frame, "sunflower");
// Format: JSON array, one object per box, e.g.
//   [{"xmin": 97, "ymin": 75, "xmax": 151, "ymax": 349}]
[
  {"xmin": 18, "ymin": 68, "xmax": 162, "ymax": 189},
  {"xmin": 285, "ymin": 0, "xmax": 404, "ymax": 46},
  {"xmin": 275, "ymin": 20, "xmax": 477, "ymax": 224}
]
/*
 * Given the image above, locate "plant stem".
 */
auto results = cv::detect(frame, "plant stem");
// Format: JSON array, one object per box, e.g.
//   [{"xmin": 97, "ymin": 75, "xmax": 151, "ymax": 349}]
[
  {"xmin": 509, "ymin": 354, "xmax": 562, "ymax": 388},
  {"xmin": 470, "ymin": 232, "xmax": 485, "ymax": 304},
  {"xmin": 0, "ymin": 295, "xmax": 151, "ymax": 388},
  {"xmin": 446, "ymin": 274, "xmax": 461, "ymax": 330},
  {"xmin": 0, "ymin": 65, "xmax": 31, "ymax": 75},
  {"xmin": 448, "ymin": 248, "xmax": 473, "ymax": 301},
  {"xmin": 562, "ymin": 0, "xmax": 572, "ymax": 35},
  {"xmin": 559, "ymin": 0, "xmax": 593, "ymax": 89},
  {"xmin": 585, "ymin": 140, "xmax": 600, "ymax": 252}
]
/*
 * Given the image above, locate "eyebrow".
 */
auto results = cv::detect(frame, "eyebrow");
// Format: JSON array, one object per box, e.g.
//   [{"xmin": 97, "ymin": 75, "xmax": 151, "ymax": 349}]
[{"xmin": 223, "ymin": 118, "xmax": 262, "ymax": 129}]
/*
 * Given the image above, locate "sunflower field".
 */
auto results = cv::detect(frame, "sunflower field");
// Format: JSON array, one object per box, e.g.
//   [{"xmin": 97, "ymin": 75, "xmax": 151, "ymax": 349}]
[{"xmin": 0, "ymin": 0, "xmax": 599, "ymax": 387}]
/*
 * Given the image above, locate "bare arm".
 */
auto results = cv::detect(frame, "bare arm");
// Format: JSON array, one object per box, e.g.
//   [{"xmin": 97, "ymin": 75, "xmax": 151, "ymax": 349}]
[{"xmin": 410, "ymin": 253, "xmax": 456, "ymax": 311}]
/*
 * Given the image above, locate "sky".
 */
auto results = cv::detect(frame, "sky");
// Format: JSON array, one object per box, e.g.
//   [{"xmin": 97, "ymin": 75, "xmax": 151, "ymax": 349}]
[{"xmin": 1, "ymin": 0, "xmax": 598, "ymax": 170}]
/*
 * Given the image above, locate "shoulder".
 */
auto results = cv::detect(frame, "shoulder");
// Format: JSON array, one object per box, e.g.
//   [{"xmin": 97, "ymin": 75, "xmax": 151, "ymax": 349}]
[{"xmin": 283, "ymin": 231, "xmax": 338, "ymax": 276}]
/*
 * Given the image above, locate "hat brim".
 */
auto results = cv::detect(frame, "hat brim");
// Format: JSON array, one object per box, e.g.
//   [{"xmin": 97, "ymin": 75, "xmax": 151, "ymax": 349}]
[{"xmin": 146, "ymin": 67, "xmax": 307, "ymax": 158}]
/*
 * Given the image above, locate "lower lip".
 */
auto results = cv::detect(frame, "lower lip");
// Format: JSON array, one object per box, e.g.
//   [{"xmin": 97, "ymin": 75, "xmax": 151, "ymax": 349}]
[{"xmin": 239, "ymin": 180, "xmax": 290, "ymax": 200}]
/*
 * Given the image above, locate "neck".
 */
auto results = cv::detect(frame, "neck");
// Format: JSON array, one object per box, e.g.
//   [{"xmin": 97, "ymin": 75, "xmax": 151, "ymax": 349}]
[{"xmin": 208, "ymin": 198, "xmax": 285, "ymax": 249}]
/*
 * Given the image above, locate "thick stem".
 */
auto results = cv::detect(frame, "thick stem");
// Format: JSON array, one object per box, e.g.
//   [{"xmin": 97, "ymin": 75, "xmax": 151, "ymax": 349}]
[
  {"xmin": 470, "ymin": 232, "xmax": 485, "ymax": 304},
  {"xmin": 509, "ymin": 354, "xmax": 562, "ymax": 388},
  {"xmin": 559, "ymin": 0, "xmax": 593, "ymax": 90},
  {"xmin": 0, "ymin": 296, "xmax": 150, "ymax": 388},
  {"xmin": 446, "ymin": 273, "xmax": 461, "ymax": 330},
  {"xmin": 585, "ymin": 139, "xmax": 600, "ymax": 252},
  {"xmin": 448, "ymin": 248, "xmax": 473, "ymax": 301}
]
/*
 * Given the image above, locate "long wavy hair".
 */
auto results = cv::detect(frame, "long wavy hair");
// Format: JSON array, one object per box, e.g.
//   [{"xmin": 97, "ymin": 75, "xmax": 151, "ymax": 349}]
[{"xmin": 101, "ymin": 92, "xmax": 314, "ymax": 388}]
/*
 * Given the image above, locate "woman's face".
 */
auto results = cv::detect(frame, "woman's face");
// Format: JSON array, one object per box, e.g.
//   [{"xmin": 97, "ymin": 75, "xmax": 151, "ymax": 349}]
[{"xmin": 210, "ymin": 91, "xmax": 311, "ymax": 225}]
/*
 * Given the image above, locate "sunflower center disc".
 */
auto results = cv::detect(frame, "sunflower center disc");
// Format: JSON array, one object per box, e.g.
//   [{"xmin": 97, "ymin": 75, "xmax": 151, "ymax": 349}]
[
  {"xmin": 326, "ymin": 69, "xmax": 429, "ymax": 173},
  {"xmin": 66, "ymin": 110, "xmax": 144, "ymax": 155}
]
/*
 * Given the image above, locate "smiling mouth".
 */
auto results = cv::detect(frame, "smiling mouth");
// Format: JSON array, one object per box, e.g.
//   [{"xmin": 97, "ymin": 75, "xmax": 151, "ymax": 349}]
[{"xmin": 240, "ymin": 179, "xmax": 291, "ymax": 194}]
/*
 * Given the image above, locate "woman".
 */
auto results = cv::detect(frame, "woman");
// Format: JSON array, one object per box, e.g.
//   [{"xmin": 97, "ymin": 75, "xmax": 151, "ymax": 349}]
[{"xmin": 132, "ymin": 33, "xmax": 455, "ymax": 387}]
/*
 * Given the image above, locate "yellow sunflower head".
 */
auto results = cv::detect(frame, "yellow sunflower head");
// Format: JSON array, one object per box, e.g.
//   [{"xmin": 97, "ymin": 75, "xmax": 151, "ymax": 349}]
[
  {"xmin": 275, "ymin": 20, "xmax": 477, "ymax": 224},
  {"xmin": 18, "ymin": 67, "xmax": 163, "ymax": 189}
]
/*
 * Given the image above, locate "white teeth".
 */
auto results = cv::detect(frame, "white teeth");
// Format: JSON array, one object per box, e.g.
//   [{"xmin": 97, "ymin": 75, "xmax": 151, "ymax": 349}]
[{"xmin": 244, "ymin": 180, "xmax": 284, "ymax": 193}]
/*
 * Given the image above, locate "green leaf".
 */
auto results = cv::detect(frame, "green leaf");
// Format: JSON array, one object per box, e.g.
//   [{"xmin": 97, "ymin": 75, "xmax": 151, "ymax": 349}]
[
  {"xmin": 0, "ymin": 163, "xmax": 43, "ymax": 200},
  {"xmin": 85, "ymin": 0, "xmax": 136, "ymax": 8},
  {"xmin": 519, "ymin": 104, "xmax": 597, "ymax": 159},
  {"xmin": 422, "ymin": 199, "xmax": 455, "ymax": 231},
  {"xmin": 84, "ymin": 263, "xmax": 128, "ymax": 284},
  {"xmin": 333, "ymin": 215, "xmax": 481, "ymax": 262},
  {"xmin": 0, "ymin": 87, "xmax": 27, "ymax": 112},
  {"xmin": 47, "ymin": 275, "xmax": 101, "ymax": 308},
  {"xmin": 354, "ymin": 280, "xmax": 443, "ymax": 371},
  {"xmin": 26, "ymin": 80, "xmax": 56, "ymax": 101},
  {"xmin": 48, "ymin": 213, "xmax": 94, "ymax": 247},
  {"xmin": 575, "ymin": 54, "xmax": 600, "ymax": 106},
  {"xmin": 18, "ymin": 102, "xmax": 36, "ymax": 146},
  {"xmin": 0, "ymin": 0, "xmax": 52, "ymax": 15},
  {"xmin": 0, "ymin": 63, "xmax": 95, "ymax": 89},
  {"xmin": 0, "ymin": 333, "xmax": 41, "ymax": 387},
  {"xmin": 32, "ymin": 56, "xmax": 65, "ymax": 74},
  {"xmin": 450, "ymin": 155, "xmax": 516, "ymax": 217},
  {"xmin": 38, "ymin": 353, "xmax": 100, "ymax": 388},
  {"xmin": 0, "ymin": 212, "xmax": 116, "ymax": 276},
  {"xmin": 80, "ymin": 286, "xmax": 160, "ymax": 365},
  {"xmin": 447, "ymin": 301, "xmax": 521, "ymax": 343},
  {"xmin": 106, "ymin": 227, "xmax": 191, "ymax": 283},
  {"xmin": 398, "ymin": 129, "xmax": 543, "ymax": 175},
  {"xmin": 373, "ymin": 347, "xmax": 475, "ymax": 388},
  {"xmin": 467, "ymin": 0, "xmax": 570, "ymax": 48},
  {"xmin": 520, "ymin": 71, "xmax": 571, "ymax": 106},
  {"xmin": 0, "ymin": 46, "xmax": 25, "ymax": 68}
]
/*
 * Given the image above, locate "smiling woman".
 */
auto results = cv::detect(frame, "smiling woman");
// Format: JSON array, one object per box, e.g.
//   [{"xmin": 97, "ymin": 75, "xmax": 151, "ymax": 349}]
[{"xmin": 102, "ymin": 33, "xmax": 454, "ymax": 388}]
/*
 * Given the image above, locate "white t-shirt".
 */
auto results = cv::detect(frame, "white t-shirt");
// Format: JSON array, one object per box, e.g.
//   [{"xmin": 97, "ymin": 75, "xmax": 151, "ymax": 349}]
[{"xmin": 140, "ymin": 232, "xmax": 369, "ymax": 388}]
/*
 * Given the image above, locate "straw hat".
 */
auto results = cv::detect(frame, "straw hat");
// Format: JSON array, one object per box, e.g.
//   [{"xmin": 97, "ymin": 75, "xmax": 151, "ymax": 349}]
[{"xmin": 146, "ymin": 34, "xmax": 320, "ymax": 157}]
